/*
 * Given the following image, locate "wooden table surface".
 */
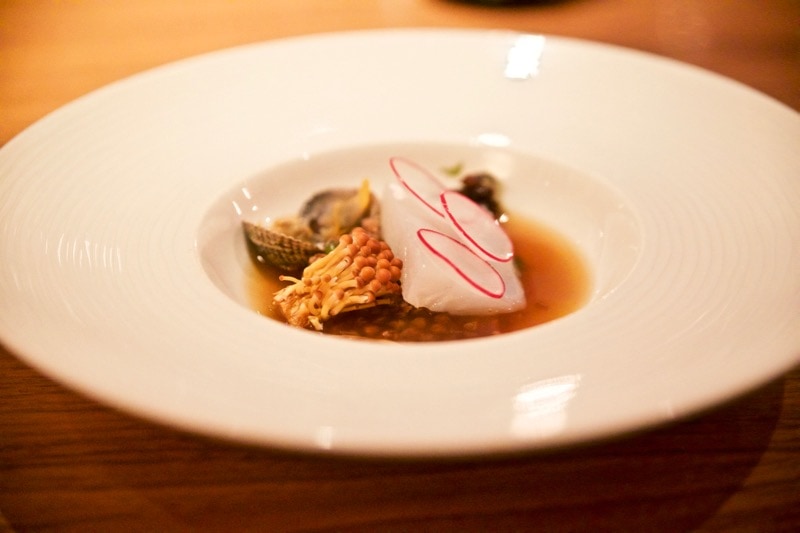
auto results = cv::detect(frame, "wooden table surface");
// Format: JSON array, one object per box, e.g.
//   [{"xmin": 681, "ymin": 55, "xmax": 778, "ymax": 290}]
[{"xmin": 1, "ymin": 1, "xmax": 799, "ymax": 531}]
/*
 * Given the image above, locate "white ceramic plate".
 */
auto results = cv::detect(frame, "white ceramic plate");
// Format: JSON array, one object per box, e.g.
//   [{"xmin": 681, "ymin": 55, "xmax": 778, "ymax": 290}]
[{"xmin": 1, "ymin": 29, "xmax": 798, "ymax": 457}]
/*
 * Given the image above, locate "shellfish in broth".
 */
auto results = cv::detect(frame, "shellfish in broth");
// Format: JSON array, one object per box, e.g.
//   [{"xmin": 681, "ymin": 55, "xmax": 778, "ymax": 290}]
[{"xmin": 243, "ymin": 179, "xmax": 380, "ymax": 272}]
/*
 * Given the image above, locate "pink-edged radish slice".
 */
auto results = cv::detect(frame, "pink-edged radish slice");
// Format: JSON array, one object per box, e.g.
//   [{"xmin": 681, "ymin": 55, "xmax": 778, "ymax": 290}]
[
  {"xmin": 389, "ymin": 156, "xmax": 447, "ymax": 218},
  {"xmin": 416, "ymin": 228, "xmax": 505, "ymax": 299},
  {"xmin": 440, "ymin": 190, "xmax": 514, "ymax": 263}
]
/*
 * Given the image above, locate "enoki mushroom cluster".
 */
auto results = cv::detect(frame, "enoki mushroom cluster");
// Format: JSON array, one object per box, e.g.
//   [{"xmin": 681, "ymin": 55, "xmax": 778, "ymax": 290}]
[{"xmin": 274, "ymin": 227, "xmax": 403, "ymax": 330}]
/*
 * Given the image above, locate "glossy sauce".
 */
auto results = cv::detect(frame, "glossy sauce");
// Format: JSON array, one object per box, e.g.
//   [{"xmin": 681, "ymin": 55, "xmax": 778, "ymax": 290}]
[{"xmin": 247, "ymin": 216, "xmax": 591, "ymax": 342}]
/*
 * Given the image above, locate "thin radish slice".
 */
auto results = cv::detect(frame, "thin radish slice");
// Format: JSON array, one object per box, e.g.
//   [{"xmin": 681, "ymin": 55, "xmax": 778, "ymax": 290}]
[
  {"xmin": 390, "ymin": 156, "xmax": 447, "ymax": 217},
  {"xmin": 416, "ymin": 228, "xmax": 506, "ymax": 299},
  {"xmin": 441, "ymin": 190, "xmax": 514, "ymax": 262}
]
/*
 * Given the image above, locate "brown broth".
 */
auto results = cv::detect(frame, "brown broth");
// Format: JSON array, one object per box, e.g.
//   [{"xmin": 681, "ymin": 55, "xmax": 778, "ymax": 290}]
[{"xmin": 247, "ymin": 216, "xmax": 591, "ymax": 342}]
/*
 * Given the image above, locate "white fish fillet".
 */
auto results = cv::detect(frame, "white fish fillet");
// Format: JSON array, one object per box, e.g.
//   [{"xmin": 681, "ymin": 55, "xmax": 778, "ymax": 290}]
[{"xmin": 381, "ymin": 174, "xmax": 526, "ymax": 315}]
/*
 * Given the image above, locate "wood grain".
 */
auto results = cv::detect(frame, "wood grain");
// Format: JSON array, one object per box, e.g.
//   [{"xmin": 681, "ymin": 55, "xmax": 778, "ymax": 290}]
[{"xmin": 1, "ymin": 1, "xmax": 799, "ymax": 530}]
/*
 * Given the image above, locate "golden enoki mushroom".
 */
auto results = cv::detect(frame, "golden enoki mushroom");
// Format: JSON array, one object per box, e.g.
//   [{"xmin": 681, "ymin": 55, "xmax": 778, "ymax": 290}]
[{"xmin": 274, "ymin": 227, "xmax": 403, "ymax": 330}]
